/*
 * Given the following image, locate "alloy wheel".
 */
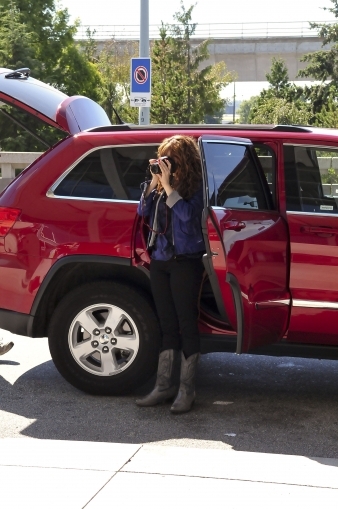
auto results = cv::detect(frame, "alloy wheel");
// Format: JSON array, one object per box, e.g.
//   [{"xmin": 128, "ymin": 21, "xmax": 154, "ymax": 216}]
[{"xmin": 68, "ymin": 303, "xmax": 139, "ymax": 376}]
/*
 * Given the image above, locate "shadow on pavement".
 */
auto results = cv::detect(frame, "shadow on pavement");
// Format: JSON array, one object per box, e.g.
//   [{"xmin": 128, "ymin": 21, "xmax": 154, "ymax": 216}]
[{"xmin": 1, "ymin": 352, "xmax": 338, "ymax": 457}]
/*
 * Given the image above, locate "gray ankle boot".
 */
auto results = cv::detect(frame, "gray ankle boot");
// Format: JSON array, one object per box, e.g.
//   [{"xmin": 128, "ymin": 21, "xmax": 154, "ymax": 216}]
[
  {"xmin": 136, "ymin": 349, "xmax": 179, "ymax": 407},
  {"xmin": 170, "ymin": 352, "xmax": 200, "ymax": 414}
]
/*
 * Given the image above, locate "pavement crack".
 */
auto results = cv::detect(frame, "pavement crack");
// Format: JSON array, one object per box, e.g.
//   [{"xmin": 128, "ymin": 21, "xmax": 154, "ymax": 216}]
[{"xmin": 81, "ymin": 444, "xmax": 144, "ymax": 508}]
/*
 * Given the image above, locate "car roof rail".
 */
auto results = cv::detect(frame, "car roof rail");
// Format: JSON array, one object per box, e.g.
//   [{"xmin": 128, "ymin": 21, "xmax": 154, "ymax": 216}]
[
  {"xmin": 87, "ymin": 125, "xmax": 132, "ymax": 133},
  {"xmin": 132, "ymin": 124, "xmax": 272, "ymax": 130},
  {"xmin": 272, "ymin": 125, "xmax": 312, "ymax": 133},
  {"xmin": 85, "ymin": 123, "xmax": 313, "ymax": 134},
  {"xmin": 132, "ymin": 124, "xmax": 313, "ymax": 132}
]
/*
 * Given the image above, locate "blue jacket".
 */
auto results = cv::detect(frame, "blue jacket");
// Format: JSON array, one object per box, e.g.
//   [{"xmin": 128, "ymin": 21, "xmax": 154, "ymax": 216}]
[{"xmin": 137, "ymin": 182, "xmax": 205, "ymax": 261}]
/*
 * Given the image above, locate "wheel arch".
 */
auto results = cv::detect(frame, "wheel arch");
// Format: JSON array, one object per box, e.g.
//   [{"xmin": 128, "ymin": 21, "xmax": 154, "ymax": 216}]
[{"xmin": 30, "ymin": 255, "xmax": 151, "ymax": 337}]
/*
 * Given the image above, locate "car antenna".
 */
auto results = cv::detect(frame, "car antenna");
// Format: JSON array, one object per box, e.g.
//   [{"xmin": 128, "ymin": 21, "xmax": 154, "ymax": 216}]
[
  {"xmin": 0, "ymin": 106, "xmax": 50, "ymax": 148},
  {"xmin": 112, "ymin": 106, "xmax": 125, "ymax": 125}
]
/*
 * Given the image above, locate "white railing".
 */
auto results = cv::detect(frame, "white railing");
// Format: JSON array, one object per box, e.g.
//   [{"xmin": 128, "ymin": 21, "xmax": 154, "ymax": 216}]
[
  {"xmin": 0, "ymin": 152, "xmax": 42, "ymax": 191},
  {"xmin": 76, "ymin": 20, "xmax": 334, "ymax": 40}
]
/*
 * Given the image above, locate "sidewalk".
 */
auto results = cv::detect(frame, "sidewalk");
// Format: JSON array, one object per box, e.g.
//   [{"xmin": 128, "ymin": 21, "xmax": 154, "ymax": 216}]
[{"xmin": 1, "ymin": 438, "xmax": 338, "ymax": 508}]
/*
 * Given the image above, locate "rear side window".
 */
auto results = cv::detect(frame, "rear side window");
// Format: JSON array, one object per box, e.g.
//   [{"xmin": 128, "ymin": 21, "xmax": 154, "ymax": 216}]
[
  {"xmin": 284, "ymin": 145, "xmax": 338, "ymax": 214},
  {"xmin": 53, "ymin": 145, "xmax": 158, "ymax": 201}
]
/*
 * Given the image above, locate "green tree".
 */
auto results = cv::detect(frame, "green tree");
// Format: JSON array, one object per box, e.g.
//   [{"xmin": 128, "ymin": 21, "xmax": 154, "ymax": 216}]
[
  {"xmin": 151, "ymin": 23, "xmax": 178, "ymax": 124},
  {"xmin": 314, "ymin": 95, "xmax": 338, "ymax": 127},
  {"xmin": 80, "ymin": 28, "xmax": 97, "ymax": 64},
  {"xmin": 236, "ymin": 96, "xmax": 259, "ymax": 124},
  {"xmin": 151, "ymin": 2, "xmax": 234, "ymax": 124},
  {"xmin": 298, "ymin": 0, "xmax": 338, "ymax": 113},
  {"xmin": 249, "ymin": 96, "xmax": 311, "ymax": 125},
  {"xmin": 265, "ymin": 57, "xmax": 291, "ymax": 97},
  {"xmin": 0, "ymin": 4, "xmax": 37, "ymax": 70},
  {"xmin": 260, "ymin": 57, "xmax": 304, "ymax": 103},
  {"xmin": 247, "ymin": 57, "xmax": 310, "ymax": 125}
]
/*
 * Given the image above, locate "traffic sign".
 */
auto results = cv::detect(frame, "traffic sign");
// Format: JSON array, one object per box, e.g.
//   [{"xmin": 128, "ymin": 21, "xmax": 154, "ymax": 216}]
[
  {"xmin": 130, "ymin": 57, "xmax": 151, "ymax": 107},
  {"xmin": 134, "ymin": 65, "xmax": 148, "ymax": 84}
]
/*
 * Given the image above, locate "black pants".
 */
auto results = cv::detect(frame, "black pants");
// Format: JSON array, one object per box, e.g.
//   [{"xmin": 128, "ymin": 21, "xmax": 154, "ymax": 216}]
[{"xmin": 150, "ymin": 257, "xmax": 205, "ymax": 358}]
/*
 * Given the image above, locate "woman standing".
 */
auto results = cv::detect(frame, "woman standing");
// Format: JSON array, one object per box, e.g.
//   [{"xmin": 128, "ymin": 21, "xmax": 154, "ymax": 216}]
[{"xmin": 136, "ymin": 135, "xmax": 205, "ymax": 414}]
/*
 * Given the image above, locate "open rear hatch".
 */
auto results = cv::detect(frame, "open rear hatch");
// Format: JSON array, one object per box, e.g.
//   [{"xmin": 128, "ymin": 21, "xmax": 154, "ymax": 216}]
[{"xmin": 0, "ymin": 67, "xmax": 111, "ymax": 135}]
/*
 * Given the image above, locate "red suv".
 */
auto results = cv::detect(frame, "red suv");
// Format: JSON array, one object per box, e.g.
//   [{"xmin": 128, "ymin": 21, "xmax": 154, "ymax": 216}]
[{"xmin": 1, "ymin": 67, "xmax": 338, "ymax": 395}]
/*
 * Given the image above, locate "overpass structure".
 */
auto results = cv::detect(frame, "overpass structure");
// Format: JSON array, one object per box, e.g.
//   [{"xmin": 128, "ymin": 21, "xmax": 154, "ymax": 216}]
[
  {"xmin": 201, "ymin": 36, "xmax": 323, "ymax": 81},
  {"xmin": 77, "ymin": 21, "xmax": 333, "ymax": 82}
]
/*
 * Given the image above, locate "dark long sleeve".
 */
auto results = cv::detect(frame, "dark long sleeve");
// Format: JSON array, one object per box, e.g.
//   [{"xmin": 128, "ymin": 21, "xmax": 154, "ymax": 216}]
[
  {"xmin": 166, "ymin": 184, "xmax": 204, "ymax": 222},
  {"xmin": 137, "ymin": 182, "xmax": 155, "ymax": 217}
]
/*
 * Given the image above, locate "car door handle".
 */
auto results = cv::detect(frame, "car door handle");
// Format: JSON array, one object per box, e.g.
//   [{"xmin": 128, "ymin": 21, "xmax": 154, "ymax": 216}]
[
  {"xmin": 301, "ymin": 226, "xmax": 338, "ymax": 235},
  {"xmin": 223, "ymin": 220, "xmax": 246, "ymax": 231}
]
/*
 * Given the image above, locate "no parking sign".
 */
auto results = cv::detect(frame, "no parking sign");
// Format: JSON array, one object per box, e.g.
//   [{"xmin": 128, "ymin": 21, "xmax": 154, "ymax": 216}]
[{"xmin": 130, "ymin": 58, "xmax": 151, "ymax": 107}]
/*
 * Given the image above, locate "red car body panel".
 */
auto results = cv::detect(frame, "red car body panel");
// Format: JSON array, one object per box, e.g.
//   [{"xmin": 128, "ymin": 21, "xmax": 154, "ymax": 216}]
[
  {"xmin": 287, "ymin": 211, "xmax": 338, "ymax": 345},
  {"xmin": 208, "ymin": 208, "xmax": 290, "ymax": 353}
]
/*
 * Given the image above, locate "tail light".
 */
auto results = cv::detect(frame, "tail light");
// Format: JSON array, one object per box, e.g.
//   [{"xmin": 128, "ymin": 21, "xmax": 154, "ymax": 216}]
[{"xmin": 0, "ymin": 207, "xmax": 21, "ymax": 237}]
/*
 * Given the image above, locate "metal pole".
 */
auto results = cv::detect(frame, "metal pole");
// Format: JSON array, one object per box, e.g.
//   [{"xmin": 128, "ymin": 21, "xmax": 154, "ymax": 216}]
[{"xmin": 139, "ymin": 0, "xmax": 150, "ymax": 125}]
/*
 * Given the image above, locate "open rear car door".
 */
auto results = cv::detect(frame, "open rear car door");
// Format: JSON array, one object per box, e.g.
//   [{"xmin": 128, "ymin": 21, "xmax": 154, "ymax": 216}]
[
  {"xmin": 0, "ymin": 67, "xmax": 111, "ymax": 134},
  {"xmin": 199, "ymin": 135, "xmax": 291, "ymax": 353}
]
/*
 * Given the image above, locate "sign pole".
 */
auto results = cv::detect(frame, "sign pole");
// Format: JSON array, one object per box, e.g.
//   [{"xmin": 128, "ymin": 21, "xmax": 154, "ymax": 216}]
[{"xmin": 139, "ymin": 0, "xmax": 150, "ymax": 125}]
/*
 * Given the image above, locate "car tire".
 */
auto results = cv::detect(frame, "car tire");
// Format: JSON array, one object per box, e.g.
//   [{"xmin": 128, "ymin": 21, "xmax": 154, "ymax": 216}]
[{"xmin": 48, "ymin": 281, "xmax": 161, "ymax": 395}]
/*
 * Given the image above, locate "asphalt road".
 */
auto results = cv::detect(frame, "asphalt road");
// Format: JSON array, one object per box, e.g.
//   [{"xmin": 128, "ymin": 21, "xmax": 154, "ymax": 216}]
[{"xmin": 1, "ymin": 330, "xmax": 338, "ymax": 457}]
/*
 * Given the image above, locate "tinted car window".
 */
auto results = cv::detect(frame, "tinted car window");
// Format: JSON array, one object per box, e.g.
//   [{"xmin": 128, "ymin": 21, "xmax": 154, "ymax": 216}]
[
  {"xmin": 284, "ymin": 145, "xmax": 338, "ymax": 214},
  {"xmin": 54, "ymin": 145, "xmax": 158, "ymax": 200},
  {"xmin": 203, "ymin": 141, "xmax": 270, "ymax": 210}
]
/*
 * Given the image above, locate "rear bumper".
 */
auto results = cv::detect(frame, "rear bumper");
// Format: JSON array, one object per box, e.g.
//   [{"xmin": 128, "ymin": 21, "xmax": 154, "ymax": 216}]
[{"xmin": 0, "ymin": 309, "xmax": 34, "ymax": 337}]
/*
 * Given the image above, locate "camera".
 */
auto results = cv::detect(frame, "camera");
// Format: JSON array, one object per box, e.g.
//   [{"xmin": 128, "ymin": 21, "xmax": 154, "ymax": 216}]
[{"xmin": 149, "ymin": 156, "xmax": 176, "ymax": 175}]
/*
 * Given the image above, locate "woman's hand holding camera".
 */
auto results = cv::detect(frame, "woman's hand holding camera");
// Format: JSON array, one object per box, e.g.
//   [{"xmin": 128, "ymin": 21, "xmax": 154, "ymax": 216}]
[
  {"xmin": 145, "ymin": 157, "xmax": 174, "ymax": 197},
  {"xmin": 153, "ymin": 158, "xmax": 173, "ymax": 196}
]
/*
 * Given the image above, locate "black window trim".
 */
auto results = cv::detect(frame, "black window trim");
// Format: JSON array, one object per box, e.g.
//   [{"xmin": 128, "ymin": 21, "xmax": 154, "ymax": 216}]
[
  {"xmin": 253, "ymin": 141, "xmax": 277, "ymax": 208},
  {"xmin": 46, "ymin": 142, "xmax": 159, "ymax": 203}
]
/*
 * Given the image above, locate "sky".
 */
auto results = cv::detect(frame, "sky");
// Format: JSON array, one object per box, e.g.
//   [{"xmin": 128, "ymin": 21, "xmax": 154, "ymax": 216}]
[
  {"xmin": 61, "ymin": 0, "xmax": 336, "ymax": 26},
  {"xmin": 60, "ymin": 0, "xmax": 337, "ymax": 101}
]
